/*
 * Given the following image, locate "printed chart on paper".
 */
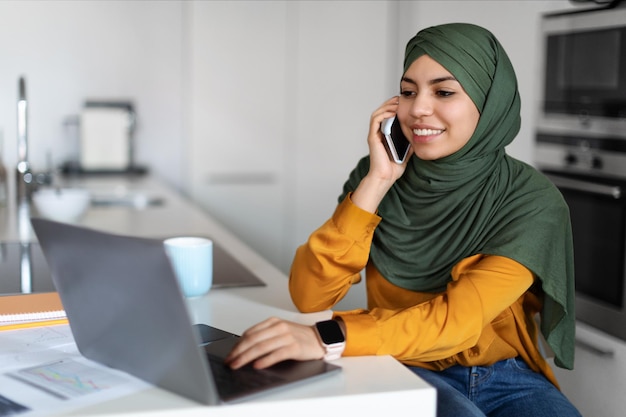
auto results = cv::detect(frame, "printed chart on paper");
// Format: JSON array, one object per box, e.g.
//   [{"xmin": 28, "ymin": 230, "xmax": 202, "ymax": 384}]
[{"xmin": 7, "ymin": 358, "xmax": 129, "ymax": 400}]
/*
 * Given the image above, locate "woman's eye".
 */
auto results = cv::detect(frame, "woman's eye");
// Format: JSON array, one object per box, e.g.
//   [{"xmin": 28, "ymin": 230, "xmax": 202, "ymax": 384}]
[
  {"xmin": 400, "ymin": 90, "xmax": 416, "ymax": 98},
  {"xmin": 436, "ymin": 90, "xmax": 454, "ymax": 97}
]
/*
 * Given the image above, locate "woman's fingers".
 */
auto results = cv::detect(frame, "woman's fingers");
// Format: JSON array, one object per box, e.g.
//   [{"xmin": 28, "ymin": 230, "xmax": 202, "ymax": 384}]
[{"xmin": 224, "ymin": 318, "xmax": 324, "ymax": 370}]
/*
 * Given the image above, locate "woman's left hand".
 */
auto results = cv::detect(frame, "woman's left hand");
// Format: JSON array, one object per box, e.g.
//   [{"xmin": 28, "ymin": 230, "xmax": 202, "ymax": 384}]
[{"xmin": 224, "ymin": 317, "xmax": 325, "ymax": 370}]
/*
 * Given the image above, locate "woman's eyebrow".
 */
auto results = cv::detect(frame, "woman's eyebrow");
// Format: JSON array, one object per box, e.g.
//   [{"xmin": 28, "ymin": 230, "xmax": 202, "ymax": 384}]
[{"xmin": 401, "ymin": 75, "xmax": 458, "ymax": 85}]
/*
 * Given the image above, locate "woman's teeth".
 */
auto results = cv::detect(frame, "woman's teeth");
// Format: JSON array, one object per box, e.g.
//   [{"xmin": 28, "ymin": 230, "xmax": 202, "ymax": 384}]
[{"xmin": 413, "ymin": 128, "xmax": 444, "ymax": 136}]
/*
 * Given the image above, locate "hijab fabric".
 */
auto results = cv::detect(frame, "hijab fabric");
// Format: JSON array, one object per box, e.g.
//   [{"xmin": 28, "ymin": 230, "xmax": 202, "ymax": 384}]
[{"xmin": 340, "ymin": 23, "xmax": 575, "ymax": 369}]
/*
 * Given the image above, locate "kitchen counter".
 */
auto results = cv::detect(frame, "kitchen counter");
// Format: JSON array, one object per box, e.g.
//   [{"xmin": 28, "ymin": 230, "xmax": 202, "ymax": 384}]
[
  {"xmin": 0, "ymin": 174, "xmax": 241, "ymax": 243},
  {"xmin": 0, "ymin": 174, "xmax": 436, "ymax": 417}
]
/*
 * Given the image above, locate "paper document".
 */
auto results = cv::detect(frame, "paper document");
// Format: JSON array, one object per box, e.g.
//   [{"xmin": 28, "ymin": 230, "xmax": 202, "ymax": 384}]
[{"xmin": 0, "ymin": 325, "xmax": 150, "ymax": 417}]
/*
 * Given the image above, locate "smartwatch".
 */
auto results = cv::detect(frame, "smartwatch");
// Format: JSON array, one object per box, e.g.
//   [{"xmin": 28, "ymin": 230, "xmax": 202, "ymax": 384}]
[{"xmin": 314, "ymin": 320, "xmax": 346, "ymax": 361}]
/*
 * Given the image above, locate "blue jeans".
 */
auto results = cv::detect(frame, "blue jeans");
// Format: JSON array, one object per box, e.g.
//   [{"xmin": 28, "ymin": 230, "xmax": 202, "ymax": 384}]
[{"xmin": 409, "ymin": 358, "xmax": 581, "ymax": 417}]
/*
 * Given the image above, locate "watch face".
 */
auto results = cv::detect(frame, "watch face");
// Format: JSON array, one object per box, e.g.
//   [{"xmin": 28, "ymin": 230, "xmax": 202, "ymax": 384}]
[{"xmin": 316, "ymin": 320, "xmax": 345, "ymax": 344}]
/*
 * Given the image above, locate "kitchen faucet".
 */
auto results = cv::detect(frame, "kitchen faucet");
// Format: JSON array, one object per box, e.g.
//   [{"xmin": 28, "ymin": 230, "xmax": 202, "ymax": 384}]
[
  {"xmin": 16, "ymin": 76, "xmax": 33, "ymax": 202},
  {"xmin": 15, "ymin": 76, "xmax": 55, "ymax": 293},
  {"xmin": 16, "ymin": 76, "xmax": 53, "ymax": 202}
]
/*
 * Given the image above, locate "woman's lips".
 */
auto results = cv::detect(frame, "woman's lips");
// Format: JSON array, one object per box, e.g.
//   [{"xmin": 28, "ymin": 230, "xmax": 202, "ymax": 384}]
[{"xmin": 412, "ymin": 128, "xmax": 445, "ymax": 143}]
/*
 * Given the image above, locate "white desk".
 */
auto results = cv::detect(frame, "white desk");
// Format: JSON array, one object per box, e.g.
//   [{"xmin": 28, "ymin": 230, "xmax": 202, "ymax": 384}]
[{"xmin": 1, "ymin": 176, "xmax": 436, "ymax": 417}]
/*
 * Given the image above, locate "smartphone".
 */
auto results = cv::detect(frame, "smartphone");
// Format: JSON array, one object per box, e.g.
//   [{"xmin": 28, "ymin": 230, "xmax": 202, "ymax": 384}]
[{"xmin": 381, "ymin": 116, "xmax": 410, "ymax": 164}]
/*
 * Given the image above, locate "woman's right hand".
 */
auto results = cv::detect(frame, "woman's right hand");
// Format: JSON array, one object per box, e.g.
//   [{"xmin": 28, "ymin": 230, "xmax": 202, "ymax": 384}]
[
  {"xmin": 224, "ymin": 317, "xmax": 325, "ymax": 370},
  {"xmin": 351, "ymin": 97, "xmax": 413, "ymax": 213}
]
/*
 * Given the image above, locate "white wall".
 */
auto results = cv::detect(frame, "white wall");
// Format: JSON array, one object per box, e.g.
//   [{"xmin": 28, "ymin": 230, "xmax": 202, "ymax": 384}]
[
  {"xmin": 287, "ymin": 1, "xmax": 398, "ymax": 265},
  {"xmin": 0, "ymin": 1, "xmax": 185, "ymax": 188}
]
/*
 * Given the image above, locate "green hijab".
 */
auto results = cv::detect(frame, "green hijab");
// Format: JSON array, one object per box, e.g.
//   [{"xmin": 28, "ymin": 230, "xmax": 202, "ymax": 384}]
[{"xmin": 340, "ymin": 23, "xmax": 575, "ymax": 369}]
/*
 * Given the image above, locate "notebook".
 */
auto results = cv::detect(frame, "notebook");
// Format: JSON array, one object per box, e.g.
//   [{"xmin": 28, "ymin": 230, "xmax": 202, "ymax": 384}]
[
  {"xmin": 0, "ymin": 292, "xmax": 67, "ymax": 331},
  {"xmin": 30, "ymin": 217, "xmax": 341, "ymax": 405}
]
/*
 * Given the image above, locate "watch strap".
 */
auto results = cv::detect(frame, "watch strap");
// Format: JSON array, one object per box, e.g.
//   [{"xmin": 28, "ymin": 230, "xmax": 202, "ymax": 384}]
[
  {"xmin": 322, "ymin": 342, "xmax": 345, "ymax": 361},
  {"xmin": 315, "ymin": 320, "xmax": 346, "ymax": 361}
]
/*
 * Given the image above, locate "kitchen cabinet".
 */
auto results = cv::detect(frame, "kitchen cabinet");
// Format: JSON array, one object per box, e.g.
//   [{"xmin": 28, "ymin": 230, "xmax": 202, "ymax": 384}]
[
  {"xmin": 185, "ymin": 1, "xmax": 395, "ymax": 275},
  {"xmin": 185, "ymin": 1, "xmax": 288, "ymax": 273},
  {"xmin": 551, "ymin": 321, "xmax": 626, "ymax": 417}
]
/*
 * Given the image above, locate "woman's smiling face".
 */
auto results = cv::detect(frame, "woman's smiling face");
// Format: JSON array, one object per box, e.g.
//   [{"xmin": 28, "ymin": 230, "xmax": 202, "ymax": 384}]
[{"xmin": 397, "ymin": 55, "xmax": 480, "ymax": 161}]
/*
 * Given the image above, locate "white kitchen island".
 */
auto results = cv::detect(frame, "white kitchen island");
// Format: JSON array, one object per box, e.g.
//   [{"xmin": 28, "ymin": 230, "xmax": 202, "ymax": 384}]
[{"xmin": 0, "ymin": 175, "xmax": 436, "ymax": 417}]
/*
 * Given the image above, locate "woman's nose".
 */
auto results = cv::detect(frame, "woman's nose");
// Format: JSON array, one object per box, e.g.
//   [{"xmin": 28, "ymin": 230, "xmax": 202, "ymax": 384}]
[{"xmin": 409, "ymin": 93, "xmax": 434, "ymax": 118}]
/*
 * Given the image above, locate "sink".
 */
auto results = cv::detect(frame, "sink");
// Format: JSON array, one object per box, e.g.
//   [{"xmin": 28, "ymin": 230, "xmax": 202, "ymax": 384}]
[
  {"xmin": 84, "ymin": 184, "xmax": 164, "ymax": 208},
  {"xmin": 90, "ymin": 192, "xmax": 164, "ymax": 208}
]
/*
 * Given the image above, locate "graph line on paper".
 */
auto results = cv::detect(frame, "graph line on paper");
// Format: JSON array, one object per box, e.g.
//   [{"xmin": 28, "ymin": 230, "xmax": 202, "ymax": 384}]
[{"xmin": 6, "ymin": 358, "xmax": 129, "ymax": 400}]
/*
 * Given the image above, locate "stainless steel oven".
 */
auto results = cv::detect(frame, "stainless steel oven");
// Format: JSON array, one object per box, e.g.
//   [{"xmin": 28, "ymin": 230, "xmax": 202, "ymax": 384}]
[
  {"xmin": 536, "ymin": 133, "xmax": 626, "ymax": 341},
  {"xmin": 536, "ymin": 3, "xmax": 626, "ymax": 341},
  {"xmin": 539, "ymin": 5, "xmax": 626, "ymax": 127}
]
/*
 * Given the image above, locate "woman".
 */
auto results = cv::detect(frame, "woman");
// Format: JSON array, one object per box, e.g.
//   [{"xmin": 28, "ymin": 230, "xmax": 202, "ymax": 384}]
[{"xmin": 226, "ymin": 23, "xmax": 581, "ymax": 417}]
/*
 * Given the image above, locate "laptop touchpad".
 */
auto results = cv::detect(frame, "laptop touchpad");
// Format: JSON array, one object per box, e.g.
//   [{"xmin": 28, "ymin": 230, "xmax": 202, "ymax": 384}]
[{"xmin": 194, "ymin": 324, "xmax": 239, "ymax": 345}]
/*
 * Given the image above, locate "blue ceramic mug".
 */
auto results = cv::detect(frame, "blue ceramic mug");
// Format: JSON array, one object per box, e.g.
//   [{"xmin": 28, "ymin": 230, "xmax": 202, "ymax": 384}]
[{"xmin": 164, "ymin": 237, "xmax": 213, "ymax": 298}]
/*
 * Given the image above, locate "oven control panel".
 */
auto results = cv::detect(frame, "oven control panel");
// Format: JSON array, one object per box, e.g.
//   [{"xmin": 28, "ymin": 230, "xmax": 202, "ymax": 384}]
[{"xmin": 535, "ymin": 132, "xmax": 626, "ymax": 180}]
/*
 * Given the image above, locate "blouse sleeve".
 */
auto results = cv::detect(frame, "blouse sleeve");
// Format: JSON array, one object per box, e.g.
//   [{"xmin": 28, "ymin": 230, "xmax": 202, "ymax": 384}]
[
  {"xmin": 335, "ymin": 255, "xmax": 535, "ymax": 361},
  {"xmin": 288, "ymin": 194, "xmax": 381, "ymax": 312}
]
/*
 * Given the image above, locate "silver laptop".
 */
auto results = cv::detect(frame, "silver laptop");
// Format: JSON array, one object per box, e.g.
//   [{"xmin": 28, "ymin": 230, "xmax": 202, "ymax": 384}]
[{"xmin": 30, "ymin": 217, "xmax": 341, "ymax": 405}]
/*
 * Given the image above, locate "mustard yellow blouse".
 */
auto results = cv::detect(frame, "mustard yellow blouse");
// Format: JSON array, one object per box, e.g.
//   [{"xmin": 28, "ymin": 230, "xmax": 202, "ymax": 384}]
[{"xmin": 289, "ymin": 195, "xmax": 559, "ymax": 387}]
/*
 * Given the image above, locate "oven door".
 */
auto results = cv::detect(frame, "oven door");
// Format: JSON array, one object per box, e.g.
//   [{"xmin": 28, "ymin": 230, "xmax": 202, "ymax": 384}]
[
  {"xmin": 543, "ymin": 26, "xmax": 626, "ymax": 118},
  {"xmin": 545, "ymin": 171, "xmax": 626, "ymax": 341}
]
